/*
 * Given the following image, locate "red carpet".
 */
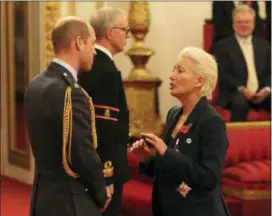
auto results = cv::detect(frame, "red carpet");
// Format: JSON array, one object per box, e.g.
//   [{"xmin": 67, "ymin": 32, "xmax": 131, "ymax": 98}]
[{"xmin": 1, "ymin": 176, "xmax": 31, "ymax": 216}]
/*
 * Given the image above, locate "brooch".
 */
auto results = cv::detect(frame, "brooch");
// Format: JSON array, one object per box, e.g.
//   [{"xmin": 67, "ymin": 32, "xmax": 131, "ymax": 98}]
[{"xmin": 177, "ymin": 181, "xmax": 192, "ymax": 197}]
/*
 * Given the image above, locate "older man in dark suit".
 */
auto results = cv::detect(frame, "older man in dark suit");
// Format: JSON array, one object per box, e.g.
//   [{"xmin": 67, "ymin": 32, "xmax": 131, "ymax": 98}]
[
  {"xmin": 78, "ymin": 7, "xmax": 130, "ymax": 216},
  {"xmin": 24, "ymin": 16, "xmax": 111, "ymax": 216},
  {"xmin": 214, "ymin": 5, "xmax": 271, "ymax": 122},
  {"xmin": 212, "ymin": 1, "xmax": 262, "ymax": 52}
]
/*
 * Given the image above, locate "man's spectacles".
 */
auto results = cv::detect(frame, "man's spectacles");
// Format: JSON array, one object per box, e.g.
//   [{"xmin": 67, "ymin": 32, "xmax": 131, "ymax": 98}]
[{"xmin": 111, "ymin": 26, "xmax": 130, "ymax": 35}]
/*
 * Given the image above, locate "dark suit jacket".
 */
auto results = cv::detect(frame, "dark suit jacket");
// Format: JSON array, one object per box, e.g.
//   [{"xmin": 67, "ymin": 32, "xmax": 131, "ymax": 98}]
[
  {"xmin": 24, "ymin": 62, "xmax": 107, "ymax": 216},
  {"xmin": 78, "ymin": 49, "xmax": 129, "ymax": 185},
  {"xmin": 214, "ymin": 35, "xmax": 271, "ymax": 107},
  {"xmin": 212, "ymin": 1, "xmax": 261, "ymax": 44},
  {"xmin": 140, "ymin": 97, "xmax": 230, "ymax": 216}
]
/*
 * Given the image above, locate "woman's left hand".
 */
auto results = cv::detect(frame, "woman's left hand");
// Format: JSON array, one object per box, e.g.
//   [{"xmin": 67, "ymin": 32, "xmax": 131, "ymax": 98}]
[{"xmin": 141, "ymin": 133, "xmax": 167, "ymax": 156}]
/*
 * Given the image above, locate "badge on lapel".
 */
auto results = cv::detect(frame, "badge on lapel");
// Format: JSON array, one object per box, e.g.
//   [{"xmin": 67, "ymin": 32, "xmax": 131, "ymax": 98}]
[
  {"xmin": 179, "ymin": 123, "xmax": 193, "ymax": 145},
  {"xmin": 186, "ymin": 138, "xmax": 192, "ymax": 144}
]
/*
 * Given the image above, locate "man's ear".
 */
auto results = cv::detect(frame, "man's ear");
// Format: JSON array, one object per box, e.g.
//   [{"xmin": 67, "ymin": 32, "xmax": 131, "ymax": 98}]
[
  {"xmin": 105, "ymin": 28, "xmax": 113, "ymax": 40},
  {"xmin": 75, "ymin": 36, "xmax": 84, "ymax": 51}
]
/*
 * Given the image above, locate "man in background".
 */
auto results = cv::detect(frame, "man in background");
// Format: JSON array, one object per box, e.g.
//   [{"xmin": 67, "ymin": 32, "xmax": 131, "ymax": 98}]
[
  {"xmin": 214, "ymin": 5, "xmax": 271, "ymax": 122},
  {"xmin": 24, "ymin": 16, "xmax": 111, "ymax": 216},
  {"xmin": 78, "ymin": 7, "xmax": 130, "ymax": 216},
  {"xmin": 212, "ymin": 1, "xmax": 262, "ymax": 52}
]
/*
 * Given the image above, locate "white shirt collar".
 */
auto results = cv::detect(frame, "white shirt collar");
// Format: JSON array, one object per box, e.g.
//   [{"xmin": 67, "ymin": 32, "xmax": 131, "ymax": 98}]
[
  {"xmin": 234, "ymin": 1, "xmax": 241, "ymax": 7},
  {"xmin": 235, "ymin": 34, "xmax": 252, "ymax": 45},
  {"xmin": 52, "ymin": 58, "xmax": 78, "ymax": 82},
  {"xmin": 95, "ymin": 44, "xmax": 113, "ymax": 60}
]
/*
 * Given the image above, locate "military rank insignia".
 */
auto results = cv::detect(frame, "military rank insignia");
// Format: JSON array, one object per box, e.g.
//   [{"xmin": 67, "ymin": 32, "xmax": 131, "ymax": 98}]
[
  {"xmin": 94, "ymin": 104, "xmax": 119, "ymax": 122},
  {"xmin": 104, "ymin": 109, "xmax": 111, "ymax": 118}
]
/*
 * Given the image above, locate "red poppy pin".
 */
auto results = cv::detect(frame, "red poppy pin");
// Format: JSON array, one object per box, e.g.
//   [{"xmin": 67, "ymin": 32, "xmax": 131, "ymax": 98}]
[{"xmin": 179, "ymin": 123, "xmax": 192, "ymax": 134}]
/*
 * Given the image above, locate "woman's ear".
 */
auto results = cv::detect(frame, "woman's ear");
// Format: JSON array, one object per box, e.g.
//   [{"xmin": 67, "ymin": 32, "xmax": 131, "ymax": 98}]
[{"xmin": 196, "ymin": 75, "xmax": 205, "ymax": 88}]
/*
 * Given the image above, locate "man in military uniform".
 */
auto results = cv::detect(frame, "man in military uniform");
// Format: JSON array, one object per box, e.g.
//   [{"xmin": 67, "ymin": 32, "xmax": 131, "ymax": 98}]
[
  {"xmin": 24, "ymin": 16, "xmax": 111, "ymax": 216},
  {"xmin": 78, "ymin": 7, "xmax": 130, "ymax": 216}
]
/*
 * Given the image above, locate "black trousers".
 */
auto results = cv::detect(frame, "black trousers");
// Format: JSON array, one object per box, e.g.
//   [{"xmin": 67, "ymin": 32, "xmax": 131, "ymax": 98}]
[
  {"xmin": 230, "ymin": 92, "xmax": 271, "ymax": 122},
  {"xmin": 103, "ymin": 183, "xmax": 124, "ymax": 216}
]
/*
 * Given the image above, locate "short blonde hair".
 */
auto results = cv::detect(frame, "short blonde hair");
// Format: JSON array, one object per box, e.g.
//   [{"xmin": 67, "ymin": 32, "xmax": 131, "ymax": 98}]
[
  {"xmin": 232, "ymin": 4, "xmax": 256, "ymax": 20},
  {"xmin": 177, "ymin": 46, "xmax": 218, "ymax": 100}
]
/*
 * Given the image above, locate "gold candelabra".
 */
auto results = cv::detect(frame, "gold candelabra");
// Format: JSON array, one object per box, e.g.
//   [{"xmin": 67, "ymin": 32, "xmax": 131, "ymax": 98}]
[
  {"xmin": 124, "ymin": 2, "xmax": 163, "ymax": 142},
  {"xmin": 126, "ymin": 1, "xmax": 155, "ymax": 81}
]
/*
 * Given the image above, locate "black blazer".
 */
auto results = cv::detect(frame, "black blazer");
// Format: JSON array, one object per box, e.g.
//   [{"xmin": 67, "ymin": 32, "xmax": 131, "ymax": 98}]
[
  {"xmin": 212, "ymin": 1, "xmax": 261, "ymax": 44},
  {"xmin": 24, "ymin": 62, "xmax": 107, "ymax": 216},
  {"xmin": 214, "ymin": 35, "xmax": 271, "ymax": 106},
  {"xmin": 78, "ymin": 49, "xmax": 130, "ymax": 185},
  {"xmin": 140, "ymin": 97, "xmax": 230, "ymax": 216}
]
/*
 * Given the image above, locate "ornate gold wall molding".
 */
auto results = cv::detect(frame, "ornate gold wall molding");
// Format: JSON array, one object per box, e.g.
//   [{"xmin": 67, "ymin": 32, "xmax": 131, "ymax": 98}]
[
  {"xmin": 42, "ymin": 2, "xmax": 61, "ymax": 67},
  {"xmin": 96, "ymin": 1, "xmax": 106, "ymax": 9},
  {"xmin": 68, "ymin": 2, "xmax": 76, "ymax": 15}
]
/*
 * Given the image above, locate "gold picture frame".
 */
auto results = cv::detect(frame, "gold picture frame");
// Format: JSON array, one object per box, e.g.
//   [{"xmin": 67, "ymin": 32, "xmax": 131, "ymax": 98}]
[{"xmin": 6, "ymin": 2, "xmax": 30, "ymax": 169}]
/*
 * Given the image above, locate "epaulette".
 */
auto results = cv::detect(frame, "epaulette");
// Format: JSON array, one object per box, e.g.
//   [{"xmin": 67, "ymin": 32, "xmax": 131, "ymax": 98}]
[{"xmin": 62, "ymin": 85, "xmax": 98, "ymax": 179}]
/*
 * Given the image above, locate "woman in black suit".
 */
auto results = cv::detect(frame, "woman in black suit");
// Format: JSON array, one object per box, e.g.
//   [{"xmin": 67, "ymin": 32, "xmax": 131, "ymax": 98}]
[{"xmin": 131, "ymin": 47, "xmax": 230, "ymax": 216}]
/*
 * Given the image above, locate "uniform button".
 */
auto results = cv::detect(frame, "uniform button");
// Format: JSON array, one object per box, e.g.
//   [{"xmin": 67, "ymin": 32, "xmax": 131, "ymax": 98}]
[
  {"xmin": 85, "ymin": 188, "xmax": 88, "ymax": 192},
  {"xmin": 63, "ymin": 73, "xmax": 67, "ymax": 76}
]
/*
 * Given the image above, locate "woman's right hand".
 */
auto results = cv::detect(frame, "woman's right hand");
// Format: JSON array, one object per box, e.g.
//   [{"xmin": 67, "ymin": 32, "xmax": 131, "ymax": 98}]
[{"xmin": 130, "ymin": 139, "xmax": 153, "ymax": 163}]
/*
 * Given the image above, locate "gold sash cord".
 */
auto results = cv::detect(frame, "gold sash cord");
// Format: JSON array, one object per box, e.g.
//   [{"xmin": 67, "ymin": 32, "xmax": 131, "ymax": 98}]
[{"xmin": 62, "ymin": 86, "xmax": 98, "ymax": 178}]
